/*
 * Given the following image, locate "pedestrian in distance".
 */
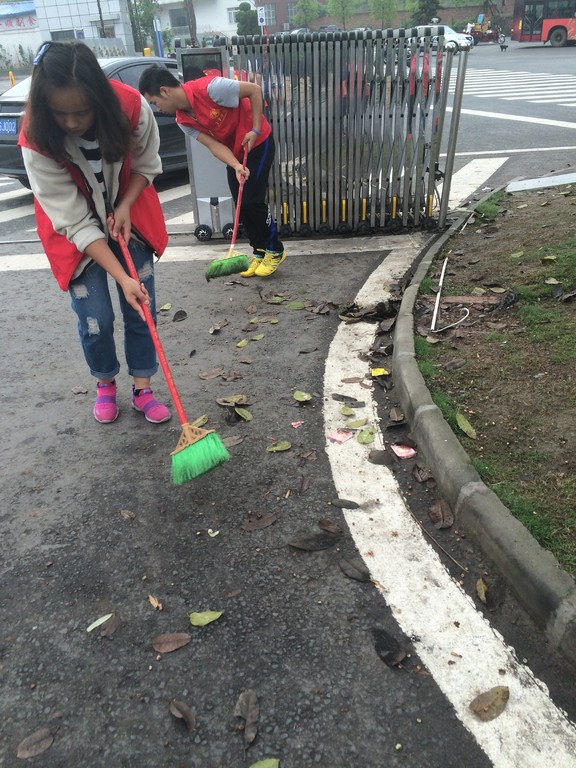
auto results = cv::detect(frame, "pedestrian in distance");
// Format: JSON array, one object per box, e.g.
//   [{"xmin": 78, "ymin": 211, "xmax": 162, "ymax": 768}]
[
  {"xmin": 138, "ymin": 64, "xmax": 286, "ymax": 278},
  {"xmin": 19, "ymin": 41, "xmax": 172, "ymax": 425}
]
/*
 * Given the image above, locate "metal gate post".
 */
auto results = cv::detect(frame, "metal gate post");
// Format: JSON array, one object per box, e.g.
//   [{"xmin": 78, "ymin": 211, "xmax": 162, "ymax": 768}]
[{"xmin": 438, "ymin": 41, "xmax": 470, "ymax": 227}]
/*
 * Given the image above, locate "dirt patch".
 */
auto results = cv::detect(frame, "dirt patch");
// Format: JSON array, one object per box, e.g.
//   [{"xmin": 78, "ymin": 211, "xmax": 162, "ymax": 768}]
[{"xmin": 415, "ymin": 182, "xmax": 576, "ymax": 576}]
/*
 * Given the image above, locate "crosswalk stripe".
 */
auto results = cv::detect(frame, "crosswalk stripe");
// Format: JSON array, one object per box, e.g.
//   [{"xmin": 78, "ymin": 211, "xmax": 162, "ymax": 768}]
[
  {"xmin": 452, "ymin": 69, "xmax": 576, "ymax": 106},
  {"xmin": 0, "ymin": 203, "xmax": 34, "ymax": 223},
  {"xmin": 0, "ymin": 186, "xmax": 31, "ymax": 203},
  {"xmin": 447, "ymin": 157, "xmax": 509, "ymax": 209}
]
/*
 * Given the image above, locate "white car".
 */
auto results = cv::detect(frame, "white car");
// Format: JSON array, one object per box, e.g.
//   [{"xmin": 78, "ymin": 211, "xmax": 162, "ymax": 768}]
[{"xmin": 415, "ymin": 24, "xmax": 474, "ymax": 50}]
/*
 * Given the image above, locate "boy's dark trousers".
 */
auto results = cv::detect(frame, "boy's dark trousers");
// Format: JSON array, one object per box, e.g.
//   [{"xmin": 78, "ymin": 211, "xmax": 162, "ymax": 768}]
[{"xmin": 226, "ymin": 135, "xmax": 283, "ymax": 254}]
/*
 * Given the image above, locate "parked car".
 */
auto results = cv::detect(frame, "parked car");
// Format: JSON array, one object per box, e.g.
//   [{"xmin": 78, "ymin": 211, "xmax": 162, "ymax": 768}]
[
  {"xmin": 414, "ymin": 24, "xmax": 475, "ymax": 50},
  {"xmin": 286, "ymin": 27, "xmax": 312, "ymax": 37},
  {"xmin": 0, "ymin": 55, "xmax": 187, "ymax": 188}
]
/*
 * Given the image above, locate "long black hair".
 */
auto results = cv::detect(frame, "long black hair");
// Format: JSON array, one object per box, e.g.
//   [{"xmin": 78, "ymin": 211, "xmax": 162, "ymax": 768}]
[{"xmin": 25, "ymin": 41, "xmax": 132, "ymax": 163}]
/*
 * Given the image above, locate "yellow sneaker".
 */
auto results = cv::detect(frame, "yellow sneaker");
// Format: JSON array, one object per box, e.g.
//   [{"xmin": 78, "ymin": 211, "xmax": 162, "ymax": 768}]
[
  {"xmin": 254, "ymin": 249, "xmax": 287, "ymax": 277},
  {"xmin": 240, "ymin": 254, "xmax": 263, "ymax": 278}
]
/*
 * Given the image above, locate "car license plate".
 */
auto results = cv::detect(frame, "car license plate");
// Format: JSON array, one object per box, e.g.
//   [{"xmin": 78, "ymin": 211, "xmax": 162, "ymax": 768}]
[{"xmin": 0, "ymin": 118, "xmax": 18, "ymax": 135}]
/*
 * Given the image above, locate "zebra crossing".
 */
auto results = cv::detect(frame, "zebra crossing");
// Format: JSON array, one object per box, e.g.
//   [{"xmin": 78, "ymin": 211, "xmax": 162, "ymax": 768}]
[{"xmin": 452, "ymin": 68, "xmax": 576, "ymax": 107}]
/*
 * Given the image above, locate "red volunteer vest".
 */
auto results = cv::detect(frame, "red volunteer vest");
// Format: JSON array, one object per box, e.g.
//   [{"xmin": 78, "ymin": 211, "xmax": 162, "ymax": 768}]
[
  {"xmin": 19, "ymin": 80, "xmax": 168, "ymax": 291},
  {"xmin": 177, "ymin": 77, "xmax": 271, "ymax": 160}
]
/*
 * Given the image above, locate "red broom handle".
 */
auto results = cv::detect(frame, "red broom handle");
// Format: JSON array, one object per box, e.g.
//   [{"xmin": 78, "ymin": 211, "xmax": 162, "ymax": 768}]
[
  {"xmin": 229, "ymin": 146, "xmax": 249, "ymax": 249},
  {"xmin": 117, "ymin": 233, "xmax": 188, "ymax": 427}
]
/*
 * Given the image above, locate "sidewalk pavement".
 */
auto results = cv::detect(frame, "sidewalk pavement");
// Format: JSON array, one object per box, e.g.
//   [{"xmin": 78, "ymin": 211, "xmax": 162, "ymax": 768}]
[{"xmin": 391, "ymin": 209, "xmax": 576, "ymax": 669}]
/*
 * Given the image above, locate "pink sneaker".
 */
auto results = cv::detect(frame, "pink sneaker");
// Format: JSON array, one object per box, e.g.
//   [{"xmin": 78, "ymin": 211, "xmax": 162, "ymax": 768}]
[
  {"xmin": 132, "ymin": 387, "xmax": 171, "ymax": 424},
  {"xmin": 94, "ymin": 381, "xmax": 118, "ymax": 424}
]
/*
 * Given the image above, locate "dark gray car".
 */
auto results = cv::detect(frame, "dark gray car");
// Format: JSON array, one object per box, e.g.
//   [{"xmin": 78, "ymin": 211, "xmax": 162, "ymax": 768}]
[{"xmin": 0, "ymin": 55, "xmax": 187, "ymax": 187}]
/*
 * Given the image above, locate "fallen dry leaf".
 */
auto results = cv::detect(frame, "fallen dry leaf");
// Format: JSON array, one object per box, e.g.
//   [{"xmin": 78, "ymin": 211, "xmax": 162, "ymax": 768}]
[
  {"xmin": 318, "ymin": 518, "xmax": 343, "ymax": 534},
  {"xmin": 476, "ymin": 577, "xmax": 489, "ymax": 605},
  {"xmin": 242, "ymin": 512, "xmax": 278, "ymax": 531},
  {"xmin": 169, "ymin": 699, "xmax": 196, "ymax": 731},
  {"xmin": 234, "ymin": 689, "xmax": 259, "ymax": 749},
  {"xmin": 372, "ymin": 627, "xmax": 408, "ymax": 668},
  {"xmin": 428, "ymin": 499, "xmax": 454, "ymax": 529},
  {"xmin": 100, "ymin": 613, "xmax": 119, "ymax": 638},
  {"xmin": 339, "ymin": 557, "xmax": 371, "ymax": 582},
  {"xmin": 198, "ymin": 367, "xmax": 225, "ymax": 380},
  {"xmin": 469, "ymin": 686, "xmax": 510, "ymax": 721},
  {"xmin": 330, "ymin": 498, "xmax": 360, "ymax": 509},
  {"xmin": 148, "ymin": 595, "xmax": 163, "ymax": 611},
  {"xmin": 17, "ymin": 727, "xmax": 54, "ymax": 759},
  {"xmin": 223, "ymin": 435, "xmax": 244, "ymax": 447},
  {"xmin": 152, "ymin": 632, "xmax": 191, "ymax": 654}
]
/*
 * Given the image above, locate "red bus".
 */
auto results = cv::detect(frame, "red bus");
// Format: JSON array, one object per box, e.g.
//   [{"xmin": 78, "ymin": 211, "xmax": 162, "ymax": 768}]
[{"xmin": 512, "ymin": 0, "xmax": 576, "ymax": 46}]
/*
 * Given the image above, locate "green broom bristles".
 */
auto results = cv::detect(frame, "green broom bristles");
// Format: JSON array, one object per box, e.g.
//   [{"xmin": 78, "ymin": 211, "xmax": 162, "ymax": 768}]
[
  {"xmin": 171, "ymin": 429, "xmax": 230, "ymax": 485},
  {"xmin": 205, "ymin": 252, "xmax": 250, "ymax": 281}
]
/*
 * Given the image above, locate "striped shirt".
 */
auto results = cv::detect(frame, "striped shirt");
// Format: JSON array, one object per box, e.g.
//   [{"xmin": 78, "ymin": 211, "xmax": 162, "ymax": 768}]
[{"xmin": 75, "ymin": 136, "xmax": 108, "ymax": 205}]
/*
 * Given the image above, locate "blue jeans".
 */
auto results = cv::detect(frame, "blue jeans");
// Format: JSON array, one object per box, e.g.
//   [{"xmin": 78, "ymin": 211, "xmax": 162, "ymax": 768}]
[{"xmin": 68, "ymin": 239, "xmax": 159, "ymax": 380}]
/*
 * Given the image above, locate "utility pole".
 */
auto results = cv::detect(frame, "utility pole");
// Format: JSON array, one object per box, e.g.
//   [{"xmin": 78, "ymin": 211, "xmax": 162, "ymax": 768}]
[
  {"xmin": 96, "ymin": 0, "xmax": 106, "ymax": 37},
  {"xmin": 184, "ymin": 0, "xmax": 197, "ymax": 45}
]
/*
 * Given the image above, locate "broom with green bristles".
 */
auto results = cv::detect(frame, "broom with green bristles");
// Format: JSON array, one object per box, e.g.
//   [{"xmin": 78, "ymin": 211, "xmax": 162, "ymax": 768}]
[
  {"xmin": 118, "ymin": 233, "xmax": 230, "ymax": 484},
  {"xmin": 205, "ymin": 147, "xmax": 250, "ymax": 281}
]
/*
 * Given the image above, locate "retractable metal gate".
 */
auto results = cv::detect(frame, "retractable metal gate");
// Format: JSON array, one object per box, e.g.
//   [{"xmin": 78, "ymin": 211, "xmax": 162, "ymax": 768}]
[{"xmin": 229, "ymin": 28, "xmax": 469, "ymax": 235}]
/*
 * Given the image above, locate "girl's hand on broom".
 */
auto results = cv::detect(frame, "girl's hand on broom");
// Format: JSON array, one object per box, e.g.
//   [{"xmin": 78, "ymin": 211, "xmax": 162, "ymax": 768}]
[
  {"xmin": 107, "ymin": 205, "xmax": 132, "ymax": 243},
  {"xmin": 119, "ymin": 274, "xmax": 150, "ymax": 322}
]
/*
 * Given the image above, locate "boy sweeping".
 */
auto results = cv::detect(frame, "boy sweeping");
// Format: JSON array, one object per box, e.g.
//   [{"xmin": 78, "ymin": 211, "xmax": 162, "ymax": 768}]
[{"xmin": 139, "ymin": 65, "xmax": 286, "ymax": 278}]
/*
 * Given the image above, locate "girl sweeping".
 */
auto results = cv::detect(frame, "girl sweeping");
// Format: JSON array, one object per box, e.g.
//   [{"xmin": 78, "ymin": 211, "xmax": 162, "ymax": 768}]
[{"xmin": 20, "ymin": 41, "xmax": 171, "ymax": 425}]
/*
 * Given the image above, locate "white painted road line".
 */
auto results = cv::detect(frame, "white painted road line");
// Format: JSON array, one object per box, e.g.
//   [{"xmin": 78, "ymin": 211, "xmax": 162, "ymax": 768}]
[
  {"xmin": 450, "ymin": 146, "xmax": 576, "ymax": 157},
  {"xmin": 157, "ymin": 184, "xmax": 191, "ymax": 203},
  {"xmin": 0, "ymin": 203, "xmax": 34, "ymax": 224},
  {"xmin": 0, "ymin": 186, "xmax": 32, "ymax": 203},
  {"xmin": 447, "ymin": 157, "xmax": 509, "ymax": 209},
  {"xmin": 450, "ymin": 107, "xmax": 576, "ymax": 130},
  {"xmin": 323, "ymin": 256, "xmax": 576, "ymax": 768}
]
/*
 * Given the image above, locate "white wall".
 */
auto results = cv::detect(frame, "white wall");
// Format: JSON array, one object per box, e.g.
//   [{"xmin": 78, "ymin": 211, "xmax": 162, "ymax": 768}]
[
  {"xmin": 0, "ymin": 10, "xmax": 42, "ymax": 66},
  {"xmin": 155, "ymin": 0, "xmax": 239, "ymax": 45}
]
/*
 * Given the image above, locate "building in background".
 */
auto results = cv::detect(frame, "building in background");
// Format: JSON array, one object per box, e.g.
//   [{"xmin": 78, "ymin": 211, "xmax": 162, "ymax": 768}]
[
  {"xmin": 0, "ymin": 1, "xmax": 42, "ymax": 66},
  {"xmin": 34, "ymin": 0, "xmax": 134, "ymax": 55}
]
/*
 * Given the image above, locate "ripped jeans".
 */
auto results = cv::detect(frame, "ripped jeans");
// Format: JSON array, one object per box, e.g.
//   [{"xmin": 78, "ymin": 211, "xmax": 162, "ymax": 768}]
[{"xmin": 68, "ymin": 238, "xmax": 159, "ymax": 380}]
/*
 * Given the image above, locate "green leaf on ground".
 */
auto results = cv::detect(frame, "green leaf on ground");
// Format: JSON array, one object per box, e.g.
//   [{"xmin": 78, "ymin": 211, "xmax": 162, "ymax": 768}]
[
  {"xmin": 188, "ymin": 610, "xmax": 223, "ymax": 626},
  {"xmin": 86, "ymin": 613, "xmax": 114, "ymax": 632},
  {"xmin": 357, "ymin": 427, "xmax": 376, "ymax": 444},
  {"xmin": 455, "ymin": 412, "xmax": 477, "ymax": 439},
  {"xmin": 346, "ymin": 418, "xmax": 368, "ymax": 429},
  {"xmin": 235, "ymin": 407, "xmax": 253, "ymax": 421},
  {"xmin": 267, "ymin": 440, "xmax": 292, "ymax": 452}
]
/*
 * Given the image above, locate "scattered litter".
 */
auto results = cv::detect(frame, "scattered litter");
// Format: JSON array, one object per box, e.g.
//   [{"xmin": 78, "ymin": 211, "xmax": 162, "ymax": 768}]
[
  {"xmin": 327, "ymin": 428, "xmax": 354, "ymax": 444},
  {"xmin": 291, "ymin": 420, "xmax": 304, "ymax": 428},
  {"xmin": 390, "ymin": 444, "xmax": 417, "ymax": 459}
]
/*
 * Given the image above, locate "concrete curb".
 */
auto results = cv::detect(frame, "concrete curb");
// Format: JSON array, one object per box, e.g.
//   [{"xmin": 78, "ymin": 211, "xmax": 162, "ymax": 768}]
[{"xmin": 392, "ymin": 211, "xmax": 576, "ymax": 668}]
